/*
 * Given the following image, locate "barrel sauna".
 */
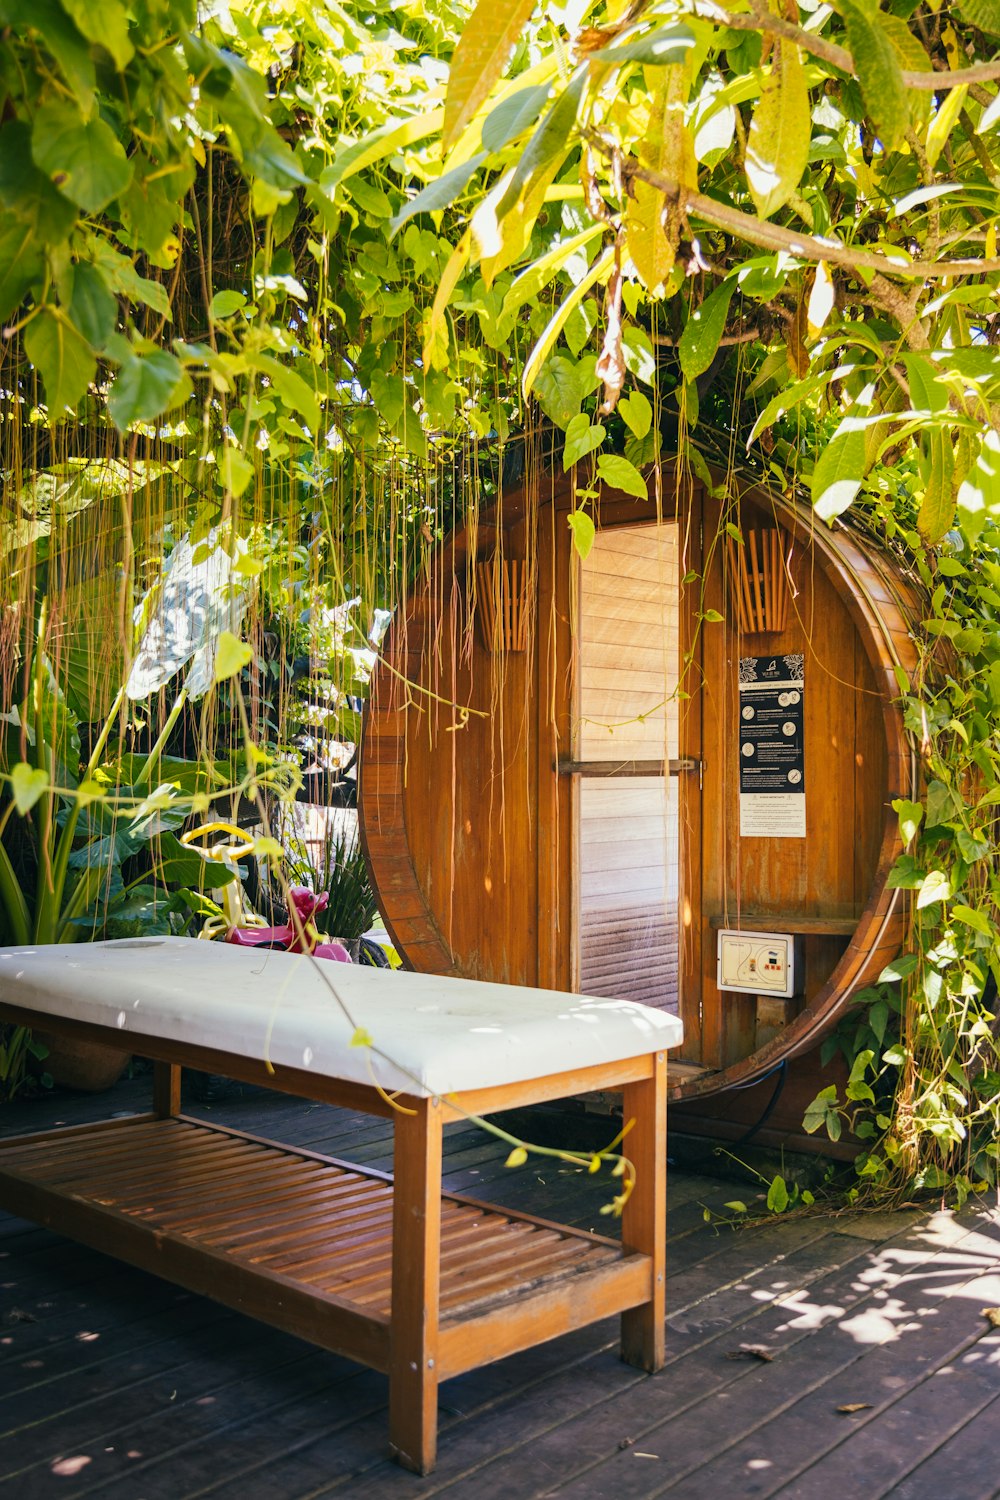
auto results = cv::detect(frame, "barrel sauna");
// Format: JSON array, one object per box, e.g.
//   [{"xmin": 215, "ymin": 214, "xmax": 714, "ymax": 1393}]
[{"xmin": 359, "ymin": 470, "xmax": 920, "ymax": 1154}]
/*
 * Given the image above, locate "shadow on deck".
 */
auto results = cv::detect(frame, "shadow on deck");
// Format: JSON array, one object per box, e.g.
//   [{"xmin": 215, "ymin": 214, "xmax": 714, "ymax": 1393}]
[{"xmin": 1, "ymin": 1076, "xmax": 999, "ymax": 1500}]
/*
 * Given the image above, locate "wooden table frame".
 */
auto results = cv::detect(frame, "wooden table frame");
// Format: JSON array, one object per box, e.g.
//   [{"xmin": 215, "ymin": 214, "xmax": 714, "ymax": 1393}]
[{"xmin": 0, "ymin": 1003, "xmax": 667, "ymax": 1475}]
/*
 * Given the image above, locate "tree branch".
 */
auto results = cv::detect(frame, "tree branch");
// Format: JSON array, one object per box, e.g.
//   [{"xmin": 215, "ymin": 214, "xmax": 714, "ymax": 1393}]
[
  {"xmin": 587, "ymin": 136, "xmax": 1000, "ymax": 280},
  {"xmin": 690, "ymin": 0, "xmax": 1000, "ymax": 90}
]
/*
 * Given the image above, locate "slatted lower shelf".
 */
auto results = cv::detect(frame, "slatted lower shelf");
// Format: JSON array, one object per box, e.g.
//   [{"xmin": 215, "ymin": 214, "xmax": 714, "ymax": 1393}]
[{"xmin": 0, "ymin": 1115, "xmax": 650, "ymax": 1381}]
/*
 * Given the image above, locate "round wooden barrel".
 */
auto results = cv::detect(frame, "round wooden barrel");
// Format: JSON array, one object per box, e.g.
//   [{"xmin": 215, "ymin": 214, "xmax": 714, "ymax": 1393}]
[{"xmin": 359, "ymin": 470, "xmax": 920, "ymax": 1114}]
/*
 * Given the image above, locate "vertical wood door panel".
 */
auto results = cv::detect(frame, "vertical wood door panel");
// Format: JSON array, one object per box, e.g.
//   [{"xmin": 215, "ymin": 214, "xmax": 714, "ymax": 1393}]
[{"xmin": 576, "ymin": 523, "xmax": 683, "ymax": 1016}]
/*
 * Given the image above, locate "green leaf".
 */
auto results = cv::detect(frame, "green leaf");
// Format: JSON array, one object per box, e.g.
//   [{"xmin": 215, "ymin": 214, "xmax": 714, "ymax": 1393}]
[
  {"xmin": 619, "ymin": 391, "xmax": 652, "ymax": 440},
  {"xmin": 501, "ymin": 225, "xmax": 605, "ymax": 331},
  {"xmin": 957, "ymin": 431, "xmax": 1000, "ymax": 542},
  {"xmin": 0, "ymin": 0, "xmax": 95, "ymax": 111},
  {"xmin": 0, "ymin": 121, "xmax": 78, "ymax": 241},
  {"xmin": 892, "ymin": 797, "xmax": 923, "ymax": 847},
  {"xmin": 482, "ymin": 83, "xmax": 551, "ymax": 152},
  {"xmin": 621, "ymin": 325, "xmax": 656, "ymax": 385},
  {"xmin": 24, "ymin": 307, "xmax": 95, "ymax": 415},
  {"xmin": 60, "ymin": 0, "xmax": 133, "ymax": 69},
  {"xmin": 521, "ymin": 246, "xmax": 614, "ymax": 401},
  {"xmin": 916, "ymin": 868, "xmax": 951, "ymax": 910},
  {"xmin": 746, "ymin": 40, "xmax": 811, "ymax": 218},
  {"xmin": 120, "ymin": 151, "xmax": 190, "ymax": 266},
  {"xmin": 679, "ymin": 280, "xmax": 737, "ymax": 380},
  {"xmin": 567, "ymin": 510, "xmax": 596, "ymax": 560},
  {"xmin": 903, "ymin": 354, "xmax": 949, "ymax": 413},
  {"xmin": 32, "ymin": 101, "xmax": 132, "ymax": 213},
  {"xmin": 596, "ymin": 454, "xmax": 647, "ymax": 499},
  {"xmin": 108, "ymin": 350, "xmax": 183, "ymax": 430},
  {"xmin": 153, "ymin": 833, "xmax": 237, "ymax": 890},
  {"xmin": 444, "ymin": 0, "xmax": 539, "ymax": 151},
  {"xmin": 925, "ymin": 779, "xmax": 962, "ymax": 828},
  {"xmin": 812, "ymin": 423, "xmax": 865, "ymax": 521},
  {"xmin": 840, "ymin": 0, "xmax": 908, "ymax": 151},
  {"xmin": 803, "ymin": 1086, "xmax": 839, "ymax": 1128},
  {"xmin": 563, "ymin": 414, "xmax": 606, "ymax": 469},
  {"xmin": 209, "ymin": 291, "xmax": 247, "ymax": 320},
  {"xmin": 219, "ymin": 448, "xmax": 254, "ymax": 499},
  {"xmin": 957, "ymin": 0, "xmax": 1000, "ymax": 33},
  {"xmin": 497, "ymin": 69, "xmax": 585, "ymax": 220},
  {"xmin": 390, "ymin": 153, "xmax": 486, "ymax": 237},
  {"xmin": 214, "ymin": 631, "xmax": 253, "ymax": 683},
  {"xmin": 533, "ymin": 354, "xmax": 584, "ymax": 427},
  {"xmin": 321, "ymin": 108, "xmax": 444, "ymax": 191},
  {"xmin": 0, "ymin": 220, "xmax": 43, "ymax": 321},
  {"xmin": 879, "ymin": 952, "xmax": 919, "ymax": 982},
  {"xmin": 369, "ymin": 370, "xmax": 404, "ymax": 431},
  {"xmin": 9, "ymin": 763, "xmax": 49, "ymax": 815},
  {"xmin": 254, "ymin": 355, "xmax": 322, "ymax": 434},
  {"xmin": 766, "ymin": 1175, "xmax": 789, "ymax": 1213},
  {"xmin": 956, "ymin": 830, "xmax": 990, "ymax": 863},
  {"xmin": 723, "ymin": 1200, "xmax": 748, "ymax": 1213},
  {"xmin": 869, "ymin": 1000, "xmax": 890, "ymax": 1046},
  {"xmin": 592, "ymin": 25, "xmax": 697, "ymax": 65},
  {"xmin": 69, "ymin": 262, "xmax": 117, "ymax": 351},
  {"xmin": 952, "ymin": 904, "xmax": 994, "ymax": 935},
  {"xmin": 917, "ymin": 429, "xmax": 955, "ymax": 545}
]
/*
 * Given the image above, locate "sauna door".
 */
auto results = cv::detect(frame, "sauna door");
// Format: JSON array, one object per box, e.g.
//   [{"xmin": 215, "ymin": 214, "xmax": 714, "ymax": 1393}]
[{"xmin": 575, "ymin": 522, "xmax": 682, "ymax": 1016}]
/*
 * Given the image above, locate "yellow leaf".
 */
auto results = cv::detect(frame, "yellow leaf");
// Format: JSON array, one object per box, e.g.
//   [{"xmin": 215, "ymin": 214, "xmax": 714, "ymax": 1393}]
[
  {"xmin": 75, "ymin": 777, "xmax": 105, "ymax": 808},
  {"xmin": 746, "ymin": 41, "xmax": 810, "ymax": 219},
  {"xmin": 627, "ymin": 64, "xmax": 696, "ymax": 295},
  {"xmin": 480, "ymin": 155, "xmax": 563, "ymax": 286},
  {"xmin": 588, "ymin": 1154, "xmax": 602, "ymax": 1174},
  {"xmin": 837, "ymin": 1403, "xmax": 873, "ymax": 1414},
  {"xmin": 505, "ymin": 1146, "xmax": 529, "ymax": 1167},
  {"xmin": 213, "ymin": 631, "xmax": 253, "ymax": 683},
  {"xmin": 522, "ymin": 245, "xmax": 614, "ymax": 398},
  {"xmin": 422, "ymin": 232, "xmax": 470, "ymax": 369},
  {"xmin": 807, "ymin": 261, "xmax": 835, "ymax": 337},
  {"xmin": 926, "ymin": 84, "xmax": 968, "ymax": 169},
  {"xmin": 444, "ymin": 0, "xmax": 539, "ymax": 152},
  {"xmin": 987, "ymin": 223, "xmax": 998, "ymax": 261},
  {"xmin": 982, "ymin": 1307, "xmax": 1000, "ymax": 1326},
  {"xmin": 350, "ymin": 1027, "xmax": 374, "ymax": 1048},
  {"xmin": 249, "ymin": 835, "xmax": 283, "ymax": 861},
  {"xmin": 626, "ymin": 179, "xmax": 674, "ymax": 296}
]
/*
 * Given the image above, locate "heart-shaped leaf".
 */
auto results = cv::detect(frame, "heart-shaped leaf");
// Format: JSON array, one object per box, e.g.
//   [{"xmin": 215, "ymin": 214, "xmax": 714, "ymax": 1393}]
[
  {"xmin": 10, "ymin": 763, "xmax": 49, "ymax": 815},
  {"xmin": 213, "ymin": 631, "xmax": 253, "ymax": 683}
]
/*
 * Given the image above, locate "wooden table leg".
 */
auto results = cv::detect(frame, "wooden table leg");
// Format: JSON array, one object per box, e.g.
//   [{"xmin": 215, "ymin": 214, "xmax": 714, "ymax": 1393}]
[
  {"xmin": 152, "ymin": 1061, "xmax": 181, "ymax": 1118},
  {"xmin": 388, "ymin": 1095, "xmax": 442, "ymax": 1474},
  {"xmin": 620, "ymin": 1050, "xmax": 667, "ymax": 1372}
]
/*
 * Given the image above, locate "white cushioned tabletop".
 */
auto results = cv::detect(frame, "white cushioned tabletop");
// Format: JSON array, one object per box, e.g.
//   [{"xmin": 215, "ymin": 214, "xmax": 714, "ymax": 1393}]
[{"xmin": 0, "ymin": 938, "xmax": 683, "ymax": 1099}]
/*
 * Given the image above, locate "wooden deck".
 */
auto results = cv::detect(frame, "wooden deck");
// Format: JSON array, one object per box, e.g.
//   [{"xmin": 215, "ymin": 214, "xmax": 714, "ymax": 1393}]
[{"xmin": 2, "ymin": 1076, "xmax": 999, "ymax": 1499}]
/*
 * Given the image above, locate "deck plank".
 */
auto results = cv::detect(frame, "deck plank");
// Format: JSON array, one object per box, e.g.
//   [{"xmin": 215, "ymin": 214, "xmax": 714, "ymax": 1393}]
[{"xmin": 1, "ymin": 1077, "xmax": 998, "ymax": 1500}]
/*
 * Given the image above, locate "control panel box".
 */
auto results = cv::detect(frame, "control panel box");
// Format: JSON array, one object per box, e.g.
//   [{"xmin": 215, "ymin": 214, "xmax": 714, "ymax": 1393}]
[{"xmin": 716, "ymin": 929, "xmax": 800, "ymax": 999}]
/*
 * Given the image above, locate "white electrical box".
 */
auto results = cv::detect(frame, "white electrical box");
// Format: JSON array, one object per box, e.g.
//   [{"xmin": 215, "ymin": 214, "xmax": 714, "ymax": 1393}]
[{"xmin": 716, "ymin": 929, "xmax": 799, "ymax": 999}]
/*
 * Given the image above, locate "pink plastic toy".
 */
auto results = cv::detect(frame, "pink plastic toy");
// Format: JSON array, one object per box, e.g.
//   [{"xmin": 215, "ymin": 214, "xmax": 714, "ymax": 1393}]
[{"xmin": 225, "ymin": 887, "xmax": 352, "ymax": 962}]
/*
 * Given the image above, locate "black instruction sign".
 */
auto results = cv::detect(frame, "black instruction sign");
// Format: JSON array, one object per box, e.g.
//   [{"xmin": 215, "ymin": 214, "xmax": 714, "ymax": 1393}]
[{"xmin": 738, "ymin": 654, "xmax": 805, "ymax": 838}]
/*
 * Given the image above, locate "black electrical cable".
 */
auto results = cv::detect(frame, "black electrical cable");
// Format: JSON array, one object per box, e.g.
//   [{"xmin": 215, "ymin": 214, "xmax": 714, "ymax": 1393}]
[{"xmin": 731, "ymin": 1060, "xmax": 788, "ymax": 1147}]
